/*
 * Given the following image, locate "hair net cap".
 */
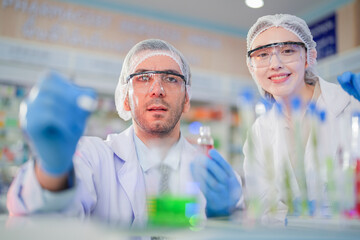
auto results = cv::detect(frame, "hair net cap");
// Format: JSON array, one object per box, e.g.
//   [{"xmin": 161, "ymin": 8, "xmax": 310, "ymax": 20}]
[
  {"xmin": 246, "ymin": 14, "xmax": 318, "ymax": 98},
  {"xmin": 115, "ymin": 39, "xmax": 191, "ymax": 121}
]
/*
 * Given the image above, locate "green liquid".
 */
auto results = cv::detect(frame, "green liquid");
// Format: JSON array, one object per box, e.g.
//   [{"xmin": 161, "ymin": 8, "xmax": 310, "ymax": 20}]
[{"xmin": 147, "ymin": 195, "xmax": 199, "ymax": 227}]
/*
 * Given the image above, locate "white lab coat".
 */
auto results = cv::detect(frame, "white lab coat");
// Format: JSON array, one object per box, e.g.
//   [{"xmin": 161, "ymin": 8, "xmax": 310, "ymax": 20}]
[
  {"xmin": 7, "ymin": 126, "xmax": 207, "ymax": 227},
  {"xmin": 243, "ymin": 78, "xmax": 360, "ymax": 224}
]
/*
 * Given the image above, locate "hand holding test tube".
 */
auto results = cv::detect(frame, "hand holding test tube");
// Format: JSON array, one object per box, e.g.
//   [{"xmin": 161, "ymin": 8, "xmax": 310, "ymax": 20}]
[{"xmin": 191, "ymin": 149, "xmax": 242, "ymax": 217}]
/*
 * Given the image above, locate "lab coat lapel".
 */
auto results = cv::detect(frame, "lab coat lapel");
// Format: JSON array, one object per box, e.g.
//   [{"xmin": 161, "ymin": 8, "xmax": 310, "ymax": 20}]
[{"xmin": 107, "ymin": 126, "xmax": 147, "ymax": 226}]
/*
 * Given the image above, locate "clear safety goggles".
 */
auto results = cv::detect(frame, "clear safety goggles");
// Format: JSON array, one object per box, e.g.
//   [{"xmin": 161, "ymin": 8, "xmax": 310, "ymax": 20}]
[
  {"xmin": 247, "ymin": 41, "xmax": 307, "ymax": 68},
  {"xmin": 126, "ymin": 70, "xmax": 186, "ymax": 93}
]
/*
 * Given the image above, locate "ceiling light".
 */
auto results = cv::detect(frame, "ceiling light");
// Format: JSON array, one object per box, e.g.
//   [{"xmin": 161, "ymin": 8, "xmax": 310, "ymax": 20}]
[{"xmin": 245, "ymin": 0, "xmax": 264, "ymax": 8}]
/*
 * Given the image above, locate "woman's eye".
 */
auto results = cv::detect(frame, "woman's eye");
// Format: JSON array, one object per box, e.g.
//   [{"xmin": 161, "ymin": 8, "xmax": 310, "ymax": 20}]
[
  {"xmin": 282, "ymin": 48, "xmax": 296, "ymax": 55},
  {"xmin": 255, "ymin": 52, "xmax": 269, "ymax": 59}
]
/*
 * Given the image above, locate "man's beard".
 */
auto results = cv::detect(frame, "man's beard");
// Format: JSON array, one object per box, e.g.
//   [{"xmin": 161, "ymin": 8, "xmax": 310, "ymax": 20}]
[{"xmin": 130, "ymin": 96, "xmax": 185, "ymax": 136}]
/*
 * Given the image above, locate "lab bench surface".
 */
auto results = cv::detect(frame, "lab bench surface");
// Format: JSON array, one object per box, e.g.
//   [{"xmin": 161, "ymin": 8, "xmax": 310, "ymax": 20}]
[{"xmin": 1, "ymin": 214, "xmax": 360, "ymax": 240}]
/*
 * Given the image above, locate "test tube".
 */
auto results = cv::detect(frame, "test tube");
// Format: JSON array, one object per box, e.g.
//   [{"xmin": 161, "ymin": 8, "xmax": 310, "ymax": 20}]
[
  {"xmin": 197, "ymin": 126, "xmax": 214, "ymax": 156},
  {"xmin": 290, "ymin": 96, "xmax": 309, "ymax": 216},
  {"xmin": 237, "ymin": 88, "xmax": 261, "ymax": 221},
  {"xmin": 318, "ymin": 110, "xmax": 340, "ymax": 217},
  {"xmin": 335, "ymin": 111, "xmax": 356, "ymax": 218},
  {"xmin": 351, "ymin": 112, "xmax": 360, "ymax": 216}
]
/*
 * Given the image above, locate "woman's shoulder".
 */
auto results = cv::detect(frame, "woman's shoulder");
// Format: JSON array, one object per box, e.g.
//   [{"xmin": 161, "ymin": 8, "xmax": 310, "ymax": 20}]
[{"xmin": 318, "ymin": 77, "xmax": 359, "ymax": 115}]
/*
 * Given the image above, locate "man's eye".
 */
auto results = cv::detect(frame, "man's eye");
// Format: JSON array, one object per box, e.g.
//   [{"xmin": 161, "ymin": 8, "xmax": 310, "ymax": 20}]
[
  {"xmin": 137, "ymin": 74, "xmax": 151, "ymax": 81},
  {"xmin": 164, "ymin": 75, "xmax": 179, "ymax": 83}
]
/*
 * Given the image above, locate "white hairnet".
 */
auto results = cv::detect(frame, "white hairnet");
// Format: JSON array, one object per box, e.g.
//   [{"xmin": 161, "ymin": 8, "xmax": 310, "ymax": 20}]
[
  {"xmin": 246, "ymin": 14, "xmax": 318, "ymax": 99},
  {"xmin": 115, "ymin": 39, "xmax": 191, "ymax": 121}
]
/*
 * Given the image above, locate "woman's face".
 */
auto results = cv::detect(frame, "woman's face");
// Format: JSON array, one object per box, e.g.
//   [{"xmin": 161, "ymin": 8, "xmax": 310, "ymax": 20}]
[{"xmin": 249, "ymin": 27, "xmax": 308, "ymax": 101}]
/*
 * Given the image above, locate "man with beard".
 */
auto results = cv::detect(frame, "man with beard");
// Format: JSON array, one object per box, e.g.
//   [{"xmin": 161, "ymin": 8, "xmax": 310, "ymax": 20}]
[{"xmin": 7, "ymin": 39, "xmax": 243, "ymax": 227}]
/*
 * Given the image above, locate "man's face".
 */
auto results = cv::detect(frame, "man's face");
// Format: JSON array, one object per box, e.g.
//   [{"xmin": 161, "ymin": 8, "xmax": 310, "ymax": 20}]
[{"xmin": 124, "ymin": 55, "xmax": 190, "ymax": 136}]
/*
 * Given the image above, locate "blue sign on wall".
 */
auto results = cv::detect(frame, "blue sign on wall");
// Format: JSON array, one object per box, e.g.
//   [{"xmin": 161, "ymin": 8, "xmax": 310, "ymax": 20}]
[{"xmin": 309, "ymin": 13, "xmax": 337, "ymax": 60}]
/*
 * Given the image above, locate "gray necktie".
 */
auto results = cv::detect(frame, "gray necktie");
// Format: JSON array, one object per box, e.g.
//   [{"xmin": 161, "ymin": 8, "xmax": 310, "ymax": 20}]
[{"xmin": 158, "ymin": 164, "xmax": 171, "ymax": 195}]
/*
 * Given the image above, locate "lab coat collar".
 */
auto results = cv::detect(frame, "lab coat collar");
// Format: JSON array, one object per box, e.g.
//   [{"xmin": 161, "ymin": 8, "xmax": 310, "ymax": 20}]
[
  {"xmin": 269, "ymin": 78, "xmax": 351, "ymax": 128},
  {"xmin": 106, "ymin": 126, "xmax": 135, "ymax": 162}
]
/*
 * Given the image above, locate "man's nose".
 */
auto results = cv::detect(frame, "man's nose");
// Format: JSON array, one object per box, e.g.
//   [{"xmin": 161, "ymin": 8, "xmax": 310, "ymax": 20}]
[{"xmin": 148, "ymin": 76, "xmax": 165, "ymax": 97}]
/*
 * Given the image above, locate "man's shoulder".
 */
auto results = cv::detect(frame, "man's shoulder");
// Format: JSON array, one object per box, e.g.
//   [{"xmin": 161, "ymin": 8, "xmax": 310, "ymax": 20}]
[
  {"xmin": 79, "ymin": 135, "xmax": 106, "ymax": 145},
  {"xmin": 77, "ymin": 127, "xmax": 132, "ymax": 157},
  {"xmin": 78, "ymin": 136, "xmax": 111, "ymax": 155},
  {"xmin": 105, "ymin": 126, "xmax": 132, "ymax": 141}
]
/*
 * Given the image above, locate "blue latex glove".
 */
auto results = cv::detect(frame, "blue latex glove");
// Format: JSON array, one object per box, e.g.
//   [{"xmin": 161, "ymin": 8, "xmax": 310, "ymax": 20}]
[
  {"xmin": 21, "ymin": 71, "xmax": 97, "ymax": 176},
  {"xmin": 337, "ymin": 71, "xmax": 360, "ymax": 101},
  {"xmin": 190, "ymin": 149, "xmax": 242, "ymax": 217}
]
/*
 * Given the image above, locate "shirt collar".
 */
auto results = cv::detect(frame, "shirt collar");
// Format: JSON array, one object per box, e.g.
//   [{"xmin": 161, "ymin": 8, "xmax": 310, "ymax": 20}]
[{"xmin": 133, "ymin": 132, "xmax": 184, "ymax": 172}]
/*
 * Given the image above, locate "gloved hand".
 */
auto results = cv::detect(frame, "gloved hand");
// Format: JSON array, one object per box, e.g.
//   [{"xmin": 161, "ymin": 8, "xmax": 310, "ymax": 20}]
[
  {"xmin": 20, "ymin": 71, "xmax": 97, "ymax": 176},
  {"xmin": 190, "ymin": 149, "xmax": 242, "ymax": 217},
  {"xmin": 337, "ymin": 71, "xmax": 360, "ymax": 101}
]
